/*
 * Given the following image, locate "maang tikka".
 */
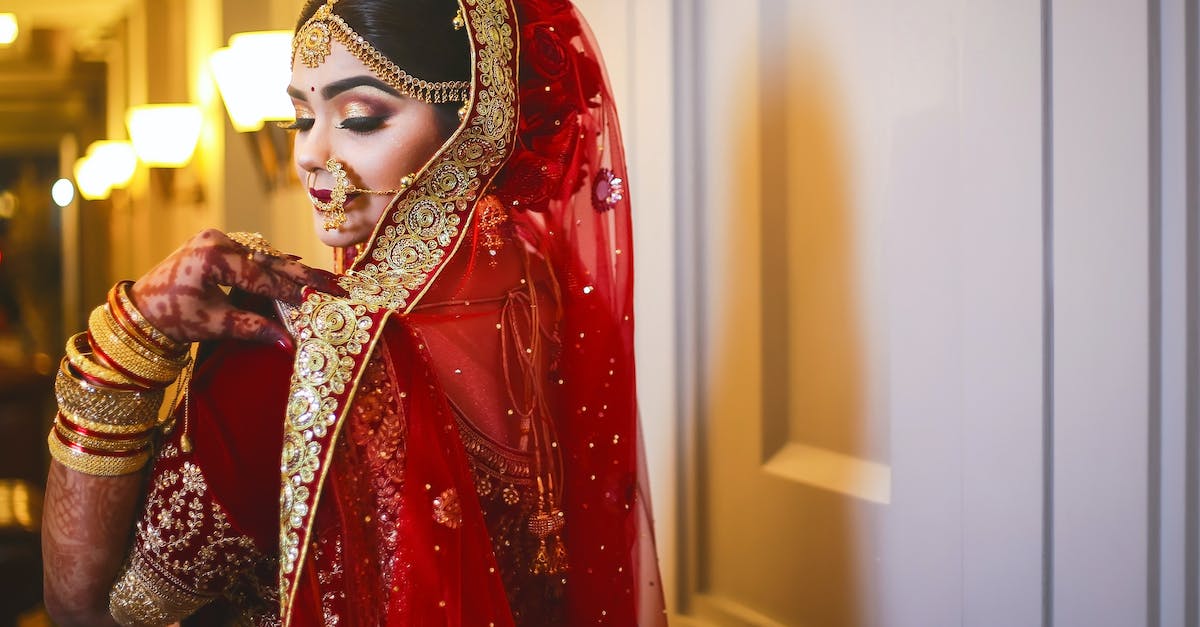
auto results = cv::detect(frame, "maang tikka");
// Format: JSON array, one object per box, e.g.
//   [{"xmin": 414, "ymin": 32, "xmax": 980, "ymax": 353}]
[
  {"xmin": 309, "ymin": 158, "xmax": 412, "ymax": 231},
  {"xmin": 293, "ymin": 0, "xmax": 470, "ymax": 104}
]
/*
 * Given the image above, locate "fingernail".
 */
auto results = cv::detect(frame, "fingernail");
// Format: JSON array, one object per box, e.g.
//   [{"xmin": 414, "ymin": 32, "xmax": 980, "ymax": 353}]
[
  {"xmin": 276, "ymin": 336, "xmax": 296, "ymax": 353},
  {"xmin": 286, "ymin": 254, "xmax": 303, "ymax": 261}
]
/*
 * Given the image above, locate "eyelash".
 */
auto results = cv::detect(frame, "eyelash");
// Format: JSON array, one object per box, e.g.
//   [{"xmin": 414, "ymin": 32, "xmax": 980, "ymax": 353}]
[
  {"xmin": 279, "ymin": 115, "xmax": 387, "ymax": 134},
  {"xmin": 336, "ymin": 116, "xmax": 388, "ymax": 134}
]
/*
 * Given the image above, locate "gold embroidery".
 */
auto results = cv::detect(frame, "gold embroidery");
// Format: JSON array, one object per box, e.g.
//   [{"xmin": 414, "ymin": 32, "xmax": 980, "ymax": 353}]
[
  {"xmin": 432, "ymin": 488, "xmax": 463, "ymax": 529},
  {"xmin": 278, "ymin": 0, "xmax": 520, "ymax": 622},
  {"xmin": 110, "ymin": 444, "xmax": 262, "ymax": 625}
]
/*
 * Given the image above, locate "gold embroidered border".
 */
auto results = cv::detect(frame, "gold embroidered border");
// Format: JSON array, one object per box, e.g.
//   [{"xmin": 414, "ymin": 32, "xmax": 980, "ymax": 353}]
[{"xmin": 278, "ymin": 3, "xmax": 519, "ymax": 621}]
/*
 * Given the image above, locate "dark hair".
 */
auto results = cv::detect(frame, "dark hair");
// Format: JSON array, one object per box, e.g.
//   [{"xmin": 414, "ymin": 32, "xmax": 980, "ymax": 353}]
[{"xmin": 296, "ymin": 0, "xmax": 471, "ymax": 136}]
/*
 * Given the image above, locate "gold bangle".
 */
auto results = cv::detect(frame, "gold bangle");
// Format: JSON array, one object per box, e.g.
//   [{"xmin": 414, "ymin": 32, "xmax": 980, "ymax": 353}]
[
  {"xmin": 64, "ymin": 333, "xmax": 141, "ymax": 388},
  {"xmin": 89, "ymin": 306, "xmax": 187, "ymax": 384},
  {"xmin": 54, "ymin": 420, "xmax": 151, "ymax": 454},
  {"xmin": 47, "ymin": 430, "xmax": 151, "ymax": 477},
  {"xmin": 109, "ymin": 281, "xmax": 187, "ymax": 357},
  {"xmin": 59, "ymin": 406, "xmax": 158, "ymax": 436},
  {"xmin": 94, "ymin": 304, "xmax": 189, "ymax": 370},
  {"xmin": 55, "ymin": 358, "xmax": 165, "ymax": 428}
]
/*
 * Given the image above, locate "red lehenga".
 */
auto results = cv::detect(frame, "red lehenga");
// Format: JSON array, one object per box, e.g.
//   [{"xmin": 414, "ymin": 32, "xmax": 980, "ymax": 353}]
[{"xmin": 107, "ymin": 0, "xmax": 667, "ymax": 625}]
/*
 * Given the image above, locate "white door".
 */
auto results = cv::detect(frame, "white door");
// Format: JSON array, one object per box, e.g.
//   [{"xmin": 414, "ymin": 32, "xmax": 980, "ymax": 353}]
[{"xmin": 577, "ymin": 0, "xmax": 1193, "ymax": 625}]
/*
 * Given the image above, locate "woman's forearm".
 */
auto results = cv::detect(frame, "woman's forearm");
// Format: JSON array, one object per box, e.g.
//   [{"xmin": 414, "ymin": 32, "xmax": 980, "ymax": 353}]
[{"xmin": 42, "ymin": 461, "xmax": 143, "ymax": 626}]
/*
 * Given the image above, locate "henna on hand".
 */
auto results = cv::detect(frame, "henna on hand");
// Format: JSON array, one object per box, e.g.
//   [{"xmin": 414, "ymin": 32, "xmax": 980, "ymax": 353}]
[{"xmin": 129, "ymin": 229, "xmax": 343, "ymax": 346}]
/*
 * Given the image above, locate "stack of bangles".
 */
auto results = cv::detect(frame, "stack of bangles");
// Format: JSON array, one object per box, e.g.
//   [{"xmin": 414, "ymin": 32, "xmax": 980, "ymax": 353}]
[{"xmin": 50, "ymin": 281, "xmax": 191, "ymax": 477}]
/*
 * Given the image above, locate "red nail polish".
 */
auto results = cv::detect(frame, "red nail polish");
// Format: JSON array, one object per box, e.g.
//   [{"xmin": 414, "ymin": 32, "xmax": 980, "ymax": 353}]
[{"xmin": 276, "ymin": 336, "xmax": 296, "ymax": 353}]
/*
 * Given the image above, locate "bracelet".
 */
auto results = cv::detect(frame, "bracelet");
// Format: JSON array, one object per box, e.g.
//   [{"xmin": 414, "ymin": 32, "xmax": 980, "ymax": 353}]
[
  {"xmin": 55, "ymin": 358, "xmax": 165, "ymax": 429},
  {"xmin": 108, "ymin": 281, "xmax": 187, "ymax": 358},
  {"xmin": 54, "ymin": 420, "xmax": 151, "ymax": 454},
  {"xmin": 47, "ymin": 429, "xmax": 151, "ymax": 477},
  {"xmin": 64, "ymin": 333, "xmax": 143, "ymax": 390},
  {"xmin": 56, "ymin": 410, "xmax": 156, "ymax": 442},
  {"xmin": 89, "ymin": 306, "xmax": 188, "ymax": 385}
]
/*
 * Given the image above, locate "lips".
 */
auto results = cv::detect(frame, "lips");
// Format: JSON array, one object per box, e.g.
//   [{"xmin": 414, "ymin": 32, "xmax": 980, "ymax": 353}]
[{"xmin": 308, "ymin": 188, "xmax": 359, "ymax": 205}]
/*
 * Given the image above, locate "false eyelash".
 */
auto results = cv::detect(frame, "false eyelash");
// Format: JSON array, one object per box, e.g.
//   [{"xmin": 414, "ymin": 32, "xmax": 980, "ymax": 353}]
[
  {"xmin": 336, "ymin": 116, "xmax": 388, "ymax": 133},
  {"xmin": 278, "ymin": 118, "xmax": 315, "ymax": 131}
]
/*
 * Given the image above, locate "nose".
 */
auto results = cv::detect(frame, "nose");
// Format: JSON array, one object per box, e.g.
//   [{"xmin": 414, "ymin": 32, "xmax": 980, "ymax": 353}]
[{"xmin": 294, "ymin": 123, "xmax": 330, "ymax": 182}]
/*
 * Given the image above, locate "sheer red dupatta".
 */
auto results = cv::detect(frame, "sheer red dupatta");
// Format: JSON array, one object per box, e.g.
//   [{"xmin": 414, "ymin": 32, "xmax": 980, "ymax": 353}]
[
  {"xmin": 499, "ymin": 1, "xmax": 667, "ymax": 624},
  {"xmin": 282, "ymin": 0, "xmax": 666, "ymax": 624}
]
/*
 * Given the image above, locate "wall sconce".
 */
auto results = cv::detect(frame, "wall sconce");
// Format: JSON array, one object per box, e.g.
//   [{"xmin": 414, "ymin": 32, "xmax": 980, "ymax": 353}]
[
  {"xmin": 0, "ymin": 14, "xmax": 18, "ymax": 47},
  {"xmin": 126, "ymin": 104, "xmax": 203, "ymax": 167},
  {"xmin": 210, "ymin": 31, "xmax": 295, "ymax": 190},
  {"xmin": 73, "ymin": 141, "xmax": 137, "ymax": 201}
]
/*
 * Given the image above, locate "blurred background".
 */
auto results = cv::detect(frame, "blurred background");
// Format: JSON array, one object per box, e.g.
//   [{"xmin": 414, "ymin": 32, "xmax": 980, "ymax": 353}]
[{"xmin": 0, "ymin": 1, "xmax": 1195, "ymax": 626}]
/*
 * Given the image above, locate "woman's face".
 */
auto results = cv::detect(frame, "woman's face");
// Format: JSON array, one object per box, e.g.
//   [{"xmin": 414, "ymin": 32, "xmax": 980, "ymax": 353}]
[{"xmin": 289, "ymin": 41, "xmax": 449, "ymax": 248}]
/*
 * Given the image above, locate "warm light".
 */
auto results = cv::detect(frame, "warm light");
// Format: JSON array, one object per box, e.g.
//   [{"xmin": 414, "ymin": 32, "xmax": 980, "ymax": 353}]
[
  {"xmin": 210, "ymin": 31, "xmax": 294, "ymax": 132},
  {"xmin": 73, "ymin": 140, "xmax": 137, "ymax": 200},
  {"xmin": 126, "ymin": 104, "xmax": 203, "ymax": 167},
  {"xmin": 0, "ymin": 14, "xmax": 17, "ymax": 47},
  {"xmin": 87, "ymin": 141, "xmax": 138, "ymax": 189},
  {"xmin": 51, "ymin": 178, "xmax": 75, "ymax": 207},
  {"xmin": 74, "ymin": 156, "xmax": 110, "ymax": 200}
]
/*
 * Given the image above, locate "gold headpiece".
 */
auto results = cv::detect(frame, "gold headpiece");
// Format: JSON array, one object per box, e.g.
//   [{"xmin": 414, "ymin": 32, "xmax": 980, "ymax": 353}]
[{"xmin": 293, "ymin": 0, "xmax": 470, "ymax": 104}]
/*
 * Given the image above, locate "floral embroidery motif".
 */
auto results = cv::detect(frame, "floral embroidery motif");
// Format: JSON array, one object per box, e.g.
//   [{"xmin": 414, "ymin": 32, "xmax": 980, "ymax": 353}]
[
  {"xmin": 433, "ymin": 488, "xmax": 464, "ymax": 529},
  {"xmin": 278, "ymin": 0, "xmax": 520, "ymax": 623},
  {"xmin": 109, "ymin": 444, "xmax": 264, "ymax": 625}
]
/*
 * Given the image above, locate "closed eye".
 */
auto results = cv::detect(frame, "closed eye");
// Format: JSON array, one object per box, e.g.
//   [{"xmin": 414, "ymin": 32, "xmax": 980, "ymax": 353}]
[{"xmin": 336, "ymin": 116, "xmax": 388, "ymax": 134}]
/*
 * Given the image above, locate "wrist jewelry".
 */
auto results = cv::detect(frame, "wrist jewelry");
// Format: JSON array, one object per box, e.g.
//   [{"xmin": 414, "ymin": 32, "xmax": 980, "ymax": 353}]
[
  {"xmin": 55, "ymin": 357, "xmax": 166, "ymax": 429},
  {"xmin": 108, "ymin": 281, "xmax": 187, "ymax": 357},
  {"xmin": 88, "ymin": 305, "xmax": 189, "ymax": 386}
]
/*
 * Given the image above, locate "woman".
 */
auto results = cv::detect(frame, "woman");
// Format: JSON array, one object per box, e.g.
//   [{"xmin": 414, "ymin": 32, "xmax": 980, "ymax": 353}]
[{"xmin": 41, "ymin": 0, "xmax": 666, "ymax": 624}]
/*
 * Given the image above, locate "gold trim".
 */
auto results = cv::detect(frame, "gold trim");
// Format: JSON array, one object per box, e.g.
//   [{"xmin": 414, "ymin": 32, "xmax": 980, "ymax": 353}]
[
  {"xmin": 293, "ymin": 0, "xmax": 470, "ymax": 104},
  {"xmin": 278, "ymin": 0, "xmax": 520, "ymax": 622}
]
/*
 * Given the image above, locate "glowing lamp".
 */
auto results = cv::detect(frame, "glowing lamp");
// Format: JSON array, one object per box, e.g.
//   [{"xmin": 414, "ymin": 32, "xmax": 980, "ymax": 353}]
[
  {"xmin": 210, "ymin": 31, "xmax": 294, "ymax": 132},
  {"xmin": 51, "ymin": 178, "xmax": 75, "ymax": 207},
  {"xmin": 0, "ymin": 14, "xmax": 17, "ymax": 47},
  {"xmin": 87, "ymin": 141, "xmax": 138, "ymax": 189},
  {"xmin": 126, "ymin": 105, "xmax": 203, "ymax": 167},
  {"xmin": 74, "ymin": 156, "xmax": 111, "ymax": 200},
  {"xmin": 73, "ymin": 140, "xmax": 137, "ymax": 200}
]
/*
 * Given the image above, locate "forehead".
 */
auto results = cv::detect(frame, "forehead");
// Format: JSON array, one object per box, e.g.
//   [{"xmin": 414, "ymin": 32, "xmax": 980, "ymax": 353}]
[{"xmin": 290, "ymin": 41, "xmax": 375, "ymax": 90}]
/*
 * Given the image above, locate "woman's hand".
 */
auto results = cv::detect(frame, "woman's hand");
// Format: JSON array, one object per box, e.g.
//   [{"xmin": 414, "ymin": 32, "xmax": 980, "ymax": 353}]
[{"xmin": 128, "ymin": 229, "xmax": 342, "ymax": 348}]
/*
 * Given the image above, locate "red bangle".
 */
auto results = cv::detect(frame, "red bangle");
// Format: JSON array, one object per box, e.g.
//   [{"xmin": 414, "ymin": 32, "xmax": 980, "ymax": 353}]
[
  {"xmin": 57, "ymin": 412, "xmax": 156, "ymax": 441},
  {"xmin": 87, "ymin": 330, "xmax": 162, "ymax": 389},
  {"xmin": 52, "ymin": 428, "xmax": 148, "ymax": 458}
]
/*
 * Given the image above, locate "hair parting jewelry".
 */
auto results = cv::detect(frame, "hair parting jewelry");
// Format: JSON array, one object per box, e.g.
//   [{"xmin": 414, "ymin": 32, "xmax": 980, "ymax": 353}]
[
  {"xmin": 294, "ymin": 0, "xmax": 470, "ymax": 104},
  {"xmin": 309, "ymin": 158, "xmax": 411, "ymax": 231}
]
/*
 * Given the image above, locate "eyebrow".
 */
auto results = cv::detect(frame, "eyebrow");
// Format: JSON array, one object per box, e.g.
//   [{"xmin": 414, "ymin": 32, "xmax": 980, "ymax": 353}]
[{"xmin": 287, "ymin": 75, "xmax": 402, "ymax": 102}]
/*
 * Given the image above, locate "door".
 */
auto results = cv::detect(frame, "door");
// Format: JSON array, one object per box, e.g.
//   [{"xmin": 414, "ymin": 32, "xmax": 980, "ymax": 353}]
[{"xmin": 576, "ymin": 0, "xmax": 1192, "ymax": 625}]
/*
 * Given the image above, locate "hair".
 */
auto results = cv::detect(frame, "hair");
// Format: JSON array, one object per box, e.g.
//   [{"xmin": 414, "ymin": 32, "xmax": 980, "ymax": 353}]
[{"xmin": 296, "ymin": 0, "xmax": 471, "ymax": 137}]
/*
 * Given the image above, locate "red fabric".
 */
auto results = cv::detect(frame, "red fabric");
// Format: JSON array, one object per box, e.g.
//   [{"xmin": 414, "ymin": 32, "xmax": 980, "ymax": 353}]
[
  {"xmin": 293, "ymin": 1, "xmax": 666, "ymax": 624},
  {"xmin": 141, "ymin": 1, "xmax": 665, "ymax": 624}
]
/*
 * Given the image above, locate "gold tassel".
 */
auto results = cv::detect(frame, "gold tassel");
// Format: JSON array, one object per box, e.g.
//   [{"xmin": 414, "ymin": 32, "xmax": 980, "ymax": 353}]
[
  {"xmin": 548, "ymin": 533, "xmax": 569, "ymax": 574},
  {"xmin": 532, "ymin": 538, "xmax": 552, "ymax": 574}
]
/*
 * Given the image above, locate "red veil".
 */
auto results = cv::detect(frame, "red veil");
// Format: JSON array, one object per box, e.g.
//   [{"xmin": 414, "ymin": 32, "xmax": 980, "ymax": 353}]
[
  {"xmin": 112, "ymin": 0, "xmax": 662, "ymax": 624},
  {"xmin": 271, "ymin": 0, "xmax": 667, "ymax": 624}
]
